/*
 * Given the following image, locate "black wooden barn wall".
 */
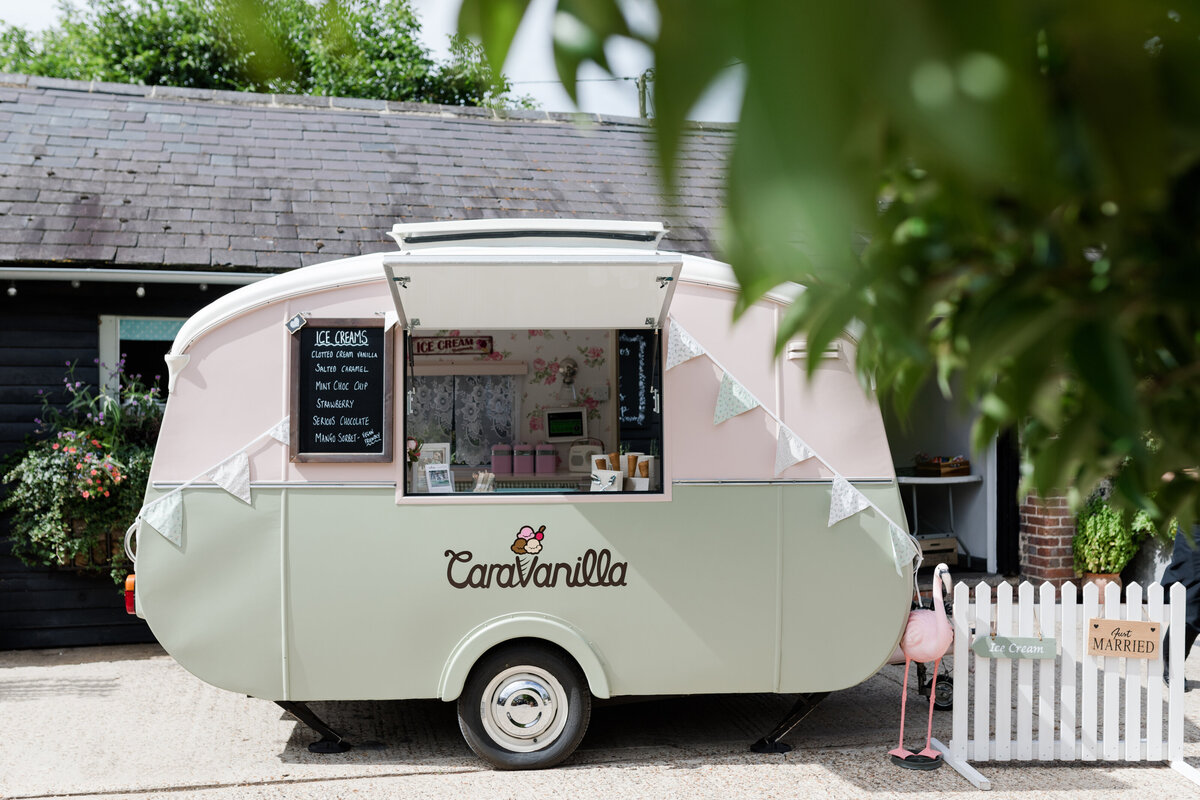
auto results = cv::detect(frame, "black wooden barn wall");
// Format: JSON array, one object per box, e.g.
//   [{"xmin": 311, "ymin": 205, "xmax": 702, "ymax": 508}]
[{"xmin": 0, "ymin": 276, "xmax": 232, "ymax": 649}]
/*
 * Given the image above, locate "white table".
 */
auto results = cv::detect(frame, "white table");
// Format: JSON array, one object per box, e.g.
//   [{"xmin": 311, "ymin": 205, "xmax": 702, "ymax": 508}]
[{"xmin": 896, "ymin": 474, "xmax": 983, "ymax": 536}]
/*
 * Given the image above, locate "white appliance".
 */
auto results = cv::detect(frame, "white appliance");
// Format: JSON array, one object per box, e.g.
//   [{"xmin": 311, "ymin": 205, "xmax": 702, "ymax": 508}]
[{"xmin": 568, "ymin": 443, "xmax": 603, "ymax": 473}]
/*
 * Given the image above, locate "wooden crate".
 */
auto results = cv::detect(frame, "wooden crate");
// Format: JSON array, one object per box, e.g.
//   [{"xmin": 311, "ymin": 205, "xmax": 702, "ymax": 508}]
[{"xmin": 918, "ymin": 535, "xmax": 959, "ymax": 566}]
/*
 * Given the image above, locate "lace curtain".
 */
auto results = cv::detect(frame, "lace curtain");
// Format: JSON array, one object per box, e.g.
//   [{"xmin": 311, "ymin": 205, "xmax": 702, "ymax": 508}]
[{"xmin": 409, "ymin": 375, "xmax": 516, "ymax": 465}]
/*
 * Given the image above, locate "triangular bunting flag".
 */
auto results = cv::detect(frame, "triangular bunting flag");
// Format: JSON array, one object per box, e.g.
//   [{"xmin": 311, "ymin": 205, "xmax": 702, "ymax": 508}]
[
  {"xmin": 828, "ymin": 475, "xmax": 870, "ymax": 526},
  {"xmin": 774, "ymin": 426, "xmax": 815, "ymax": 475},
  {"xmin": 209, "ymin": 450, "xmax": 252, "ymax": 505},
  {"xmin": 267, "ymin": 417, "xmax": 290, "ymax": 445},
  {"xmin": 714, "ymin": 373, "xmax": 760, "ymax": 424},
  {"xmin": 666, "ymin": 320, "xmax": 705, "ymax": 371},
  {"xmin": 890, "ymin": 523, "xmax": 920, "ymax": 576},
  {"xmin": 142, "ymin": 492, "xmax": 183, "ymax": 546}
]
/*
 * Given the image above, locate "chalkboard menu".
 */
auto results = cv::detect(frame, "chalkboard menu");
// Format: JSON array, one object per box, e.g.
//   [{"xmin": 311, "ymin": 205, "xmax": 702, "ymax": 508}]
[
  {"xmin": 290, "ymin": 318, "xmax": 393, "ymax": 462},
  {"xmin": 617, "ymin": 329, "xmax": 663, "ymax": 454}
]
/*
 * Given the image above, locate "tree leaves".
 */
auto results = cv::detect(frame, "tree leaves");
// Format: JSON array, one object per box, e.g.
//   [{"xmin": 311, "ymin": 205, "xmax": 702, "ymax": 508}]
[{"xmin": 0, "ymin": 0, "xmax": 525, "ymax": 107}]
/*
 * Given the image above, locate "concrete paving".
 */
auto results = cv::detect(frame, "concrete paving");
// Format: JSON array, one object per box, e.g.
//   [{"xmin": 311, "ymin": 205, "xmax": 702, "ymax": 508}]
[{"xmin": 3, "ymin": 644, "xmax": 1200, "ymax": 799}]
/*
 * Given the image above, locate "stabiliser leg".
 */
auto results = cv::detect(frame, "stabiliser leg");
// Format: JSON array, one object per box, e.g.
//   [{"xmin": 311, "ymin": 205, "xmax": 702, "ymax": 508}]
[
  {"xmin": 276, "ymin": 701, "xmax": 353, "ymax": 753},
  {"xmin": 750, "ymin": 692, "xmax": 830, "ymax": 754}
]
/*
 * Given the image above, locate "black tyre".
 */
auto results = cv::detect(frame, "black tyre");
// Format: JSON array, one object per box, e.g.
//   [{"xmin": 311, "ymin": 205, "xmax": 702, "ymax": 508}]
[
  {"xmin": 933, "ymin": 676, "xmax": 953, "ymax": 710},
  {"xmin": 457, "ymin": 643, "xmax": 591, "ymax": 770}
]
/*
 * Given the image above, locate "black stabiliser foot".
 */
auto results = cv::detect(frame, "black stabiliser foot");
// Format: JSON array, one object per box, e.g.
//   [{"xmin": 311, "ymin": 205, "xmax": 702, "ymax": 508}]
[
  {"xmin": 750, "ymin": 692, "xmax": 829, "ymax": 754},
  {"xmin": 277, "ymin": 701, "xmax": 353, "ymax": 753}
]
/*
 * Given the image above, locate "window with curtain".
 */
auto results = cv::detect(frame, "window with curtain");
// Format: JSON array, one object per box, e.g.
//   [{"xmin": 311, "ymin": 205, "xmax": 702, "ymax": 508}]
[{"xmin": 408, "ymin": 375, "xmax": 517, "ymax": 466}]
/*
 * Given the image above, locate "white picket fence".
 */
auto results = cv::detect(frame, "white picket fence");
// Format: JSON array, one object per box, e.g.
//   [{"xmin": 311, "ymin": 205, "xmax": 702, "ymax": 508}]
[{"xmin": 931, "ymin": 581, "xmax": 1199, "ymax": 790}]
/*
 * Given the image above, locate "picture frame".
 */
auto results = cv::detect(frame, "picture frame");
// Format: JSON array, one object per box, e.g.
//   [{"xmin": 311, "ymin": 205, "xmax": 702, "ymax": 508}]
[
  {"xmin": 412, "ymin": 442, "xmax": 451, "ymax": 492},
  {"xmin": 425, "ymin": 464, "xmax": 454, "ymax": 493}
]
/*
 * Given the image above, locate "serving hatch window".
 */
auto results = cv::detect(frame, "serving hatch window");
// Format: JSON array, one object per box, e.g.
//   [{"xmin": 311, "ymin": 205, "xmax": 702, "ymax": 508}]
[{"xmin": 403, "ymin": 328, "xmax": 663, "ymax": 496}]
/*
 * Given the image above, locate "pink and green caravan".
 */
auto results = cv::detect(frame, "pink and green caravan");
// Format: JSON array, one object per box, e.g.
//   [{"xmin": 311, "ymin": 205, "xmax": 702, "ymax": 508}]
[{"xmin": 128, "ymin": 218, "xmax": 918, "ymax": 768}]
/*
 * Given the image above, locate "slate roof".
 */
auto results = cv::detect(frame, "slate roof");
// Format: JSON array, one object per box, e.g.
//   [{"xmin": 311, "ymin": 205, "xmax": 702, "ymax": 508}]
[{"xmin": 0, "ymin": 73, "xmax": 733, "ymax": 272}]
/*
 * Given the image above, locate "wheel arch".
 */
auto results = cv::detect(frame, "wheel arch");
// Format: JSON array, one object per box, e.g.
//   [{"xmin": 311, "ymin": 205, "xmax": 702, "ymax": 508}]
[{"xmin": 438, "ymin": 613, "xmax": 611, "ymax": 701}]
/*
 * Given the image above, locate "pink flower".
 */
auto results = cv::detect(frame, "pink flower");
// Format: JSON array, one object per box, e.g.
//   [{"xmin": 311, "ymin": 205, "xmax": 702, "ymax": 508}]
[
  {"xmin": 583, "ymin": 396, "xmax": 599, "ymax": 411},
  {"xmin": 529, "ymin": 416, "xmax": 543, "ymax": 431},
  {"xmin": 533, "ymin": 358, "xmax": 546, "ymax": 369},
  {"xmin": 487, "ymin": 352, "xmax": 504, "ymax": 361},
  {"xmin": 52, "ymin": 444, "xmax": 59, "ymax": 450},
  {"xmin": 447, "ymin": 330, "xmax": 460, "ymax": 336},
  {"xmin": 529, "ymin": 330, "xmax": 544, "ymax": 336},
  {"xmin": 588, "ymin": 347, "xmax": 603, "ymax": 358},
  {"xmin": 81, "ymin": 490, "xmax": 89, "ymax": 499}
]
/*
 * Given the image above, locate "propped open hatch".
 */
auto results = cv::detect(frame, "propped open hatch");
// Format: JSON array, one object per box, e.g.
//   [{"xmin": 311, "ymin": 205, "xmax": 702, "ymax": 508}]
[{"xmin": 382, "ymin": 220, "xmax": 681, "ymax": 330}]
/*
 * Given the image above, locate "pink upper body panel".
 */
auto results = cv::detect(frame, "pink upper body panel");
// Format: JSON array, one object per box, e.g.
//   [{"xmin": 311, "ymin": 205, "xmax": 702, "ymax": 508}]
[{"xmin": 150, "ymin": 251, "xmax": 894, "ymax": 486}]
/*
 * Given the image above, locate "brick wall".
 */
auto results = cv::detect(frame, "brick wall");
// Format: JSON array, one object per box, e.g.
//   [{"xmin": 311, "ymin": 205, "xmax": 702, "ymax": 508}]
[{"xmin": 1019, "ymin": 492, "xmax": 1077, "ymax": 585}]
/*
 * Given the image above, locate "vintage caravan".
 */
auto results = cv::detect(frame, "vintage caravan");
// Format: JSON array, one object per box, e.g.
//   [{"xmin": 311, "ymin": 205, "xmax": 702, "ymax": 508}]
[{"xmin": 127, "ymin": 218, "xmax": 919, "ymax": 768}]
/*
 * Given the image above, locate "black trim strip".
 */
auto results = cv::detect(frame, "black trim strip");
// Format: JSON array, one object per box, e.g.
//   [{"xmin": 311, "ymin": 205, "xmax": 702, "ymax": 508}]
[{"xmin": 403, "ymin": 229, "xmax": 659, "ymax": 244}]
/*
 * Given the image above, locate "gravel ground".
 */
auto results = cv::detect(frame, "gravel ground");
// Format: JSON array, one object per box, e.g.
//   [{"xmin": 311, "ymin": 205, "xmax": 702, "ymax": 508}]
[{"xmin": 3, "ymin": 644, "xmax": 1200, "ymax": 799}]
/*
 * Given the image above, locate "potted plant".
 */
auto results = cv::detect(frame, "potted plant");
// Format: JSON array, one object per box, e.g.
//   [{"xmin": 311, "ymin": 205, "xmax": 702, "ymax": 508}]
[
  {"xmin": 1072, "ymin": 493, "xmax": 1156, "ymax": 595},
  {"xmin": 1, "ymin": 360, "xmax": 161, "ymax": 585}
]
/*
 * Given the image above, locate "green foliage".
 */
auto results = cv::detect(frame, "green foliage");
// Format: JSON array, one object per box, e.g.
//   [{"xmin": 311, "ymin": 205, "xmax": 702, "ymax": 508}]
[
  {"xmin": 0, "ymin": 0, "xmax": 530, "ymax": 107},
  {"xmin": 1072, "ymin": 495, "xmax": 1158, "ymax": 575},
  {"xmin": 462, "ymin": 1, "xmax": 1200, "ymax": 529},
  {"xmin": 1, "ymin": 361, "xmax": 162, "ymax": 584}
]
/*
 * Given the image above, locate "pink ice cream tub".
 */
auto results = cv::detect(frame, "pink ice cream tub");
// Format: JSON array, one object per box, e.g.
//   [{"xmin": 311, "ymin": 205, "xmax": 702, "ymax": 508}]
[
  {"xmin": 491, "ymin": 443, "xmax": 513, "ymax": 474},
  {"xmin": 512, "ymin": 443, "xmax": 535, "ymax": 474},
  {"xmin": 535, "ymin": 443, "xmax": 557, "ymax": 474}
]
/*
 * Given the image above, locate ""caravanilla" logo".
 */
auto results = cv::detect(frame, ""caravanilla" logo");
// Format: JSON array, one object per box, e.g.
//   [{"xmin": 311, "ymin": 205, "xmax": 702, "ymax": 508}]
[{"xmin": 443, "ymin": 524, "xmax": 628, "ymax": 589}]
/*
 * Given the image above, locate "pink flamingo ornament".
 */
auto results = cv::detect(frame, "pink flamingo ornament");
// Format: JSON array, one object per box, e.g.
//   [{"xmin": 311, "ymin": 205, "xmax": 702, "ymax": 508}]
[{"xmin": 890, "ymin": 563, "xmax": 954, "ymax": 770}]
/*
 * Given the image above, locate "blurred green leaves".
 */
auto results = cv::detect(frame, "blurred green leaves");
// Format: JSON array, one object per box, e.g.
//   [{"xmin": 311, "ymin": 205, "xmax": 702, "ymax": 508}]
[
  {"xmin": 0, "ymin": 0, "xmax": 530, "ymax": 108},
  {"xmin": 462, "ymin": 0, "xmax": 1200, "ymax": 529}
]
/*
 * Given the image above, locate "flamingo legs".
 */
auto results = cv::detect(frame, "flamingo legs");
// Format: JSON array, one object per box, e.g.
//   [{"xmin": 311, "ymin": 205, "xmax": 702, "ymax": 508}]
[{"xmin": 890, "ymin": 657, "xmax": 943, "ymax": 768}]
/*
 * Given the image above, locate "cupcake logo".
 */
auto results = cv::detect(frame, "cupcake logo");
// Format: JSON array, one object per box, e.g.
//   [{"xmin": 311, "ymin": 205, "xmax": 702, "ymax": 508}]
[
  {"xmin": 511, "ymin": 525, "xmax": 545, "ymax": 555},
  {"xmin": 444, "ymin": 522, "xmax": 628, "ymax": 590}
]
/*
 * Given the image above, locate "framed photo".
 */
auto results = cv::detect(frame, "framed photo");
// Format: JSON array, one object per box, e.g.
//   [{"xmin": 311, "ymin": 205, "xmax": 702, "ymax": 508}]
[
  {"xmin": 425, "ymin": 464, "xmax": 454, "ymax": 493},
  {"xmin": 413, "ymin": 442, "xmax": 451, "ymax": 492}
]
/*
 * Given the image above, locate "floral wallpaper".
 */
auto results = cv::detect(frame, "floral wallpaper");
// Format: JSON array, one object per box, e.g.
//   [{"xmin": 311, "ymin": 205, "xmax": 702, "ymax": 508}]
[{"xmin": 428, "ymin": 329, "xmax": 615, "ymax": 457}]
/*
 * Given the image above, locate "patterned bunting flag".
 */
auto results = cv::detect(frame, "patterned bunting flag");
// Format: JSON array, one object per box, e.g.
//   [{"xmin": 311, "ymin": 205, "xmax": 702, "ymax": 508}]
[
  {"xmin": 267, "ymin": 417, "xmax": 290, "ymax": 445},
  {"xmin": 890, "ymin": 523, "xmax": 920, "ymax": 576},
  {"xmin": 828, "ymin": 475, "xmax": 870, "ymax": 526},
  {"xmin": 666, "ymin": 319, "xmax": 705, "ymax": 371},
  {"xmin": 774, "ymin": 426, "xmax": 815, "ymax": 475},
  {"xmin": 209, "ymin": 450, "xmax": 252, "ymax": 505},
  {"xmin": 714, "ymin": 372, "xmax": 760, "ymax": 424},
  {"xmin": 143, "ymin": 492, "xmax": 183, "ymax": 546}
]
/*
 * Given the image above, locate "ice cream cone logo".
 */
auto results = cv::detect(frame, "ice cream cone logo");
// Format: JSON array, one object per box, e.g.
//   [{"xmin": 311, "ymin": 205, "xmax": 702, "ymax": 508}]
[{"xmin": 510, "ymin": 524, "xmax": 546, "ymax": 555}]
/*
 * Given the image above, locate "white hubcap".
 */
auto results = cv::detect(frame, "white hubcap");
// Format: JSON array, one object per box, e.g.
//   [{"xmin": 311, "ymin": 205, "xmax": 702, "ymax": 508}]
[{"xmin": 480, "ymin": 666, "xmax": 569, "ymax": 752}]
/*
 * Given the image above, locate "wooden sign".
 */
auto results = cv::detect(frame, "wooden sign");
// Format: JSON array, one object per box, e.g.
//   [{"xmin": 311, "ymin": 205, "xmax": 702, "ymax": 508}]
[
  {"xmin": 290, "ymin": 318, "xmax": 393, "ymax": 462},
  {"xmin": 412, "ymin": 335, "xmax": 492, "ymax": 356},
  {"xmin": 971, "ymin": 635, "xmax": 1057, "ymax": 660},
  {"xmin": 1087, "ymin": 619, "xmax": 1161, "ymax": 659}
]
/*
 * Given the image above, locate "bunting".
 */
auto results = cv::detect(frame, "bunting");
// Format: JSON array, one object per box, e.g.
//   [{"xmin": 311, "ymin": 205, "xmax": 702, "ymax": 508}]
[
  {"xmin": 134, "ymin": 416, "xmax": 290, "ymax": 549},
  {"xmin": 890, "ymin": 523, "xmax": 921, "ymax": 577},
  {"xmin": 209, "ymin": 451, "xmax": 252, "ymax": 505},
  {"xmin": 714, "ymin": 373, "xmax": 760, "ymax": 424},
  {"xmin": 774, "ymin": 426, "xmax": 815, "ymax": 475},
  {"xmin": 666, "ymin": 319, "xmax": 705, "ymax": 371},
  {"xmin": 267, "ymin": 417, "xmax": 291, "ymax": 445},
  {"xmin": 828, "ymin": 477, "xmax": 871, "ymax": 527},
  {"xmin": 142, "ymin": 493, "xmax": 183, "ymax": 546}
]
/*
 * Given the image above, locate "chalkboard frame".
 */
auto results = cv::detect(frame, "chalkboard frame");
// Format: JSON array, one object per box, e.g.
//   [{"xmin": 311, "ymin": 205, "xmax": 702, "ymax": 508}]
[{"xmin": 289, "ymin": 317, "xmax": 394, "ymax": 463}]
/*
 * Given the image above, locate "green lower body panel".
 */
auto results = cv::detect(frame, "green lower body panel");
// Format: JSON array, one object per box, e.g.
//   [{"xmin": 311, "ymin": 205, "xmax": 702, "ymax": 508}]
[{"xmin": 136, "ymin": 483, "xmax": 912, "ymax": 701}]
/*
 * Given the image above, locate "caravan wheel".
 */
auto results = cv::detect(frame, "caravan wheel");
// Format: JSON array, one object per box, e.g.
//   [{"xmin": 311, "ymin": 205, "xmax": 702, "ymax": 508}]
[{"xmin": 457, "ymin": 643, "xmax": 591, "ymax": 769}]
